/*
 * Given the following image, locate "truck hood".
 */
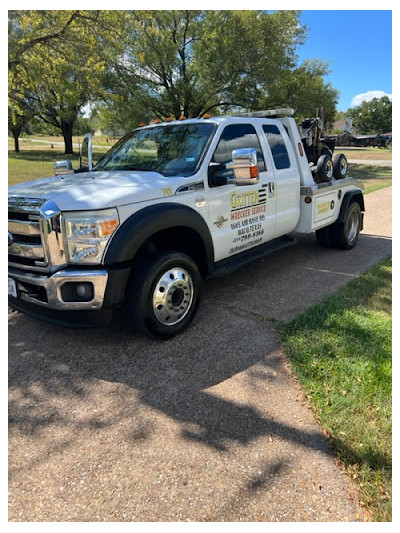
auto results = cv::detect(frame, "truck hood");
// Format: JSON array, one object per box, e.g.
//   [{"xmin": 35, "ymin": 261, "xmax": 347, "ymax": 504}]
[{"xmin": 8, "ymin": 170, "xmax": 187, "ymax": 211}]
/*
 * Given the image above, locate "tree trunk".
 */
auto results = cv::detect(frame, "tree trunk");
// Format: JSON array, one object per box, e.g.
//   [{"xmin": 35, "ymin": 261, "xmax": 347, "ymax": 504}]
[
  {"xmin": 61, "ymin": 120, "xmax": 74, "ymax": 154},
  {"xmin": 11, "ymin": 127, "xmax": 21, "ymax": 153},
  {"xmin": 13, "ymin": 135, "xmax": 20, "ymax": 153}
]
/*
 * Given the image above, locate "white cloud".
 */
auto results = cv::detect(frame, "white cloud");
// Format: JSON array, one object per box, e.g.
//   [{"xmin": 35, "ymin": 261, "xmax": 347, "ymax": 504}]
[{"xmin": 351, "ymin": 91, "xmax": 392, "ymax": 107}]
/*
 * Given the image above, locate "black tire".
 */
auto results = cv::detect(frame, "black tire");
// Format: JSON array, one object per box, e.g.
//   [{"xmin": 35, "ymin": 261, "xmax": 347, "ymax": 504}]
[
  {"xmin": 333, "ymin": 153, "xmax": 348, "ymax": 179},
  {"xmin": 315, "ymin": 224, "xmax": 333, "ymax": 248},
  {"xmin": 331, "ymin": 202, "xmax": 362, "ymax": 250},
  {"xmin": 316, "ymin": 154, "xmax": 334, "ymax": 183},
  {"xmin": 126, "ymin": 250, "xmax": 202, "ymax": 339}
]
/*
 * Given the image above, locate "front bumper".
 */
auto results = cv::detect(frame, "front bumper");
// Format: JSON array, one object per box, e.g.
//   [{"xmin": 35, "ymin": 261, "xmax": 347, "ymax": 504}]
[
  {"xmin": 8, "ymin": 265, "xmax": 131, "ymax": 327},
  {"xmin": 8, "ymin": 267, "xmax": 109, "ymax": 311}
]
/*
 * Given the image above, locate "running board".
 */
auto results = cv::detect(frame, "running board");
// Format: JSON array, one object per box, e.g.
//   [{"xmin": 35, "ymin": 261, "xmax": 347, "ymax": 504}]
[{"xmin": 210, "ymin": 235, "xmax": 296, "ymax": 278}]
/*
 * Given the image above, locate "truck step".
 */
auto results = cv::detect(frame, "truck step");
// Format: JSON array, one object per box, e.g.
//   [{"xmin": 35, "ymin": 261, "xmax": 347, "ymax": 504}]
[{"xmin": 210, "ymin": 235, "xmax": 296, "ymax": 278}]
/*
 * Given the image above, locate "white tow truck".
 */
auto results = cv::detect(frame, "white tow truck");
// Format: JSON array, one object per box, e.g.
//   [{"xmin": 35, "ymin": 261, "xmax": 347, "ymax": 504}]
[{"xmin": 8, "ymin": 109, "xmax": 364, "ymax": 338}]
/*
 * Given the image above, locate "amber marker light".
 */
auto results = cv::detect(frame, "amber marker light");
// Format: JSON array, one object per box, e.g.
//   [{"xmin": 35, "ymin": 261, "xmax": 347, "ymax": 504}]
[
  {"xmin": 298, "ymin": 142, "xmax": 304, "ymax": 157},
  {"xmin": 99, "ymin": 218, "xmax": 119, "ymax": 236},
  {"xmin": 304, "ymin": 196, "xmax": 312, "ymax": 204},
  {"xmin": 250, "ymin": 165, "xmax": 259, "ymax": 179}
]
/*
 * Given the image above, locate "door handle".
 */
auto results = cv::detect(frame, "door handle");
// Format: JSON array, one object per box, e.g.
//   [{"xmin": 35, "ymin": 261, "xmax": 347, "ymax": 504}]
[{"xmin": 268, "ymin": 182, "xmax": 276, "ymax": 196}]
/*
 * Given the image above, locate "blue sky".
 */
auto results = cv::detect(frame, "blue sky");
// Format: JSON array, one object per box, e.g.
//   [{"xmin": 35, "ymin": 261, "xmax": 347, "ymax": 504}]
[{"xmin": 297, "ymin": 10, "xmax": 392, "ymax": 111}]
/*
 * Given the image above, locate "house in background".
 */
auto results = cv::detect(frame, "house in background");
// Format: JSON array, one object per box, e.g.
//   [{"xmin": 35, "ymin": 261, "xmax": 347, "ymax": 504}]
[{"xmin": 331, "ymin": 118, "xmax": 391, "ymax": 147}]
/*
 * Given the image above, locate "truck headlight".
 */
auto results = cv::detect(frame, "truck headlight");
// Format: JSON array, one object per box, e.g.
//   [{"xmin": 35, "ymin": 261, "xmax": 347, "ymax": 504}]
[{"xmin": 63, "ymin": 209, "xmax": 119, "ymax": 264}]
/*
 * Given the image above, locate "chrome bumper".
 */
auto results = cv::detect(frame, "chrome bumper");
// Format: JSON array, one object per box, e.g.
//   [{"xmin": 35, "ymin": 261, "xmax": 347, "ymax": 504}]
[{"xmin": 8, "ymin": 268, "xmax": 108, "ymax": 311}]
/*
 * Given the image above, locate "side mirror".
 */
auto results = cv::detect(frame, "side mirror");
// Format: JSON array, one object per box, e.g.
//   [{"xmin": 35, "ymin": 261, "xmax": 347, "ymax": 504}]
[
  {"xmin": 227, "ymin": 148, "xmax": 259, "ymax": 185},
  {"xmin": 54, "ymin": 160, "xmax": 74, "ymax": 176},
  {"xmin": 80, "ymin": 132, "xmax": 93, "ymax": 171}
]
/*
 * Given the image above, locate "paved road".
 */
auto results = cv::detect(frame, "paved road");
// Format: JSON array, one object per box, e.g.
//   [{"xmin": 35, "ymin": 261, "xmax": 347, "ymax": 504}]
[{"xmin": 8, "ymin": 188, "xmax": 392, "ymax": 522}]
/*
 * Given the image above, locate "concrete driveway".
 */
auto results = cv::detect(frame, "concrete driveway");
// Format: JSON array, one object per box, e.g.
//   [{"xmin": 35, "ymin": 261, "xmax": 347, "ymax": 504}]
[{"xmin": 8, "ymin": 187, "xmax": 392, "ymax": 522}]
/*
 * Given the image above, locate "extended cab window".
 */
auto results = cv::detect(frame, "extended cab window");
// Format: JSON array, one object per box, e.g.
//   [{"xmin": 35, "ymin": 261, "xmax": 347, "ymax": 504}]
[
  {"xmin": 209, "ymin": 124, "xmax": 265, "ymax": 187},
  {"xmin": 262, "ymin": 124, "xmax": 291, "ymax": 169}
]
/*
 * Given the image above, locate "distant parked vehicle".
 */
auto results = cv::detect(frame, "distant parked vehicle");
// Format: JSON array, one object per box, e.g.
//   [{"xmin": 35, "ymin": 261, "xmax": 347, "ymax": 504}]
[{"xmin": 372, "ymin": 133, "xmax": 392, "ymax": 148}]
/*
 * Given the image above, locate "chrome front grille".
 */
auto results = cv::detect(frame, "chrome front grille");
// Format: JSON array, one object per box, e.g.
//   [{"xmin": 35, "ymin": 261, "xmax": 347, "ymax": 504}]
[
  {"xmin": 8, "ymin": 197, "xmax": 66, "ymax": 273},
  {"xmin": 8, "ymin": 210, "xmax": 47, "ymax": 269}
]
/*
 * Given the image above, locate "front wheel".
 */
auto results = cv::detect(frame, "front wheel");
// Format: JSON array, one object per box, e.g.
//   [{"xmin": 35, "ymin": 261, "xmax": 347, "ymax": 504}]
[{"xmin": 126, "ymin": 251, "xmax": 202, "ymax": 339}]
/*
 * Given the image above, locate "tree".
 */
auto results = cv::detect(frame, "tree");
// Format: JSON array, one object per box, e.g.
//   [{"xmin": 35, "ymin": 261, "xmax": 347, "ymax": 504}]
[
  {"xmin": 8, "ymin": 65, "xmax": 39, "ymax": 152},
  {"xmin": 262, "ymin": 59, "xmax": 339, "ymax": 126},
  {"xmin": 8, "ymin": 100, "xmax": 36, "ymax": 153},
  {"xmin": 348, "ymin": 96, "xmax": 392, "ymax": 134},
  {"xmin": 100, "ymin": 10, "xmax": 338, "ymax": 128},
  {"xmin": 8, "ymin": 11, "xmax": 112, "ymax": 153},
  {"xmin": 9, "ymin": 10, "xmax": 341, "ymax": 145},
  {"xmin": 30, "ymin": 49, "xmax": 105, "ymax": 153}
]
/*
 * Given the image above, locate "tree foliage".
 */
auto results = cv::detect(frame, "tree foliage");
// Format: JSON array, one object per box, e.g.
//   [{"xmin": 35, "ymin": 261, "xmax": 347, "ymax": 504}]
[
  {"xmin": 347, "ymin": 96, "xmax": 392, "ymax": 134},
  {"xmin": 8, "ymin": 10, "xmax": 113, "ymax": 153},
  {"xmin": 8, "ymin": 9, "xmax": 340, "ymax": 150},
  {"xmin": 106, "ymin": 10, "xmax": 338, "ymax": 124},
  {"xmin": 8, "ymin": 99, "xmax": 36, "ymax": 153}
]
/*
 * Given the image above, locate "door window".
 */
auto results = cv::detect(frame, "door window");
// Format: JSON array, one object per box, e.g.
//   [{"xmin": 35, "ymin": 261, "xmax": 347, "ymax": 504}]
[
  {"xmin": 262, "ymin": 124, "xmax": 290, "ymax": 169},
  {"xmin": 209, "ymin": 124, "xmax": 265, "ymax": 187}
]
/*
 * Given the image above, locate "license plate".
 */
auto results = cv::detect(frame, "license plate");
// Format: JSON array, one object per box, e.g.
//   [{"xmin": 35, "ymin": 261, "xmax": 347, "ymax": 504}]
[{"xmin": 8, "ymin": 278, "xmax": 17, "ymax": 298}]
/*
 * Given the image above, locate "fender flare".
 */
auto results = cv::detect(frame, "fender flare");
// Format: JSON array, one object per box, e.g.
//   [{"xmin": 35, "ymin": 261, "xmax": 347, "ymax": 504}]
[
  {"xmin": 337, "ymin": 189, "xmax": 365, "ymax": 229},
  {"xmin": 104, "ymin": 202, "xmax": 215, "ymax": 274}
]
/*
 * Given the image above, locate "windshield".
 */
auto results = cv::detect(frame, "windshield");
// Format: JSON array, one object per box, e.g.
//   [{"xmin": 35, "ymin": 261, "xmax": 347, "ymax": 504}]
[{"xmin": 94, "ymin": 122, "xmax": 216, "ymax": 177}]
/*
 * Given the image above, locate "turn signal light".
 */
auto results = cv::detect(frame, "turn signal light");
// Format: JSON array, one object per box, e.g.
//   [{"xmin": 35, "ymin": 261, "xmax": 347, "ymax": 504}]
[
  {"xmin": 99, "ymin": 218, "xmax": 119, "ymax": 236},
  {"xmin": 250, "ymin": 165, "xmax": 259, "ymax": 179}
]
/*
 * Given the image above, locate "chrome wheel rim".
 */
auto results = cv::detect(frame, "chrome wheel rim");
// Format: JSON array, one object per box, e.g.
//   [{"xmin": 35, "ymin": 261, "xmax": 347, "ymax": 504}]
[
  {"xmin": 152, "ymin": 267, "xmax": 194, "ymax": 326},
  {"xmin": 326, "ymin": 160, "xmax": 333, "ymax": 179},
  {"xmin": 347, "ymin": 210, "xmax": 359, "ymax": 242},
  {"xmin": 340, "ymin": 158, "xmax": 348, "ymax": 176}
]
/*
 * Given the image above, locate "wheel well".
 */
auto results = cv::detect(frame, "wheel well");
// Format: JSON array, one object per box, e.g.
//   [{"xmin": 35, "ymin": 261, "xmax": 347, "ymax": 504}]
[
  {"xmin": 346, "ymin": 191, "xmax": 365, "ymax": 212},
  {"xmin": 353, "ymin": 192, "xmax": 365, "ymax": 212},
  {"xmin": 136, "ymin": 226, "xmax": 210, "ymax": 277}
]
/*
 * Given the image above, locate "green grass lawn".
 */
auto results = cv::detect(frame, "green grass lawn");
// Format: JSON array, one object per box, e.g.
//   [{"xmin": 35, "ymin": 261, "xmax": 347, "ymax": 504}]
[
  {"xmin": 349, "ymin": 164, "xmax": 392, "ymax": 195},
  {"xmin": 281, "ymin": 258, "xmax": 392, "ymax": 521},
  {"xmin": 8, "ymin": 143, "xmax": 108, "ymax": 186},
  {"xmin": 339, "ymin": 147, "xmax": 392, "ymax": 161}
]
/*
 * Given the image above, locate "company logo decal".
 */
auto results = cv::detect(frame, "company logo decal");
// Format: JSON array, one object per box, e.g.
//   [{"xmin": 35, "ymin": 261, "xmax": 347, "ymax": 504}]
[{"xmin": 228, "ymin": 188, "xmax": 267, "ymax": 255}]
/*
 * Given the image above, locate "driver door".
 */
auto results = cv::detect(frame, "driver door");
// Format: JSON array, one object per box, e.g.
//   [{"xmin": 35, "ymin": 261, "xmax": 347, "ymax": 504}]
[{"xmin": 206, "ymin": 123, "xmax": 277, "ymax": 262}]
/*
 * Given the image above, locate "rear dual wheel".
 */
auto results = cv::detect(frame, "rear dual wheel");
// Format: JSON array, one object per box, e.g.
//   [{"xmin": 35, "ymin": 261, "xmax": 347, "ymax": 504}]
[{"xmin": 316, "ymin": 201, "xmax": 362, "ymax": 250}]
